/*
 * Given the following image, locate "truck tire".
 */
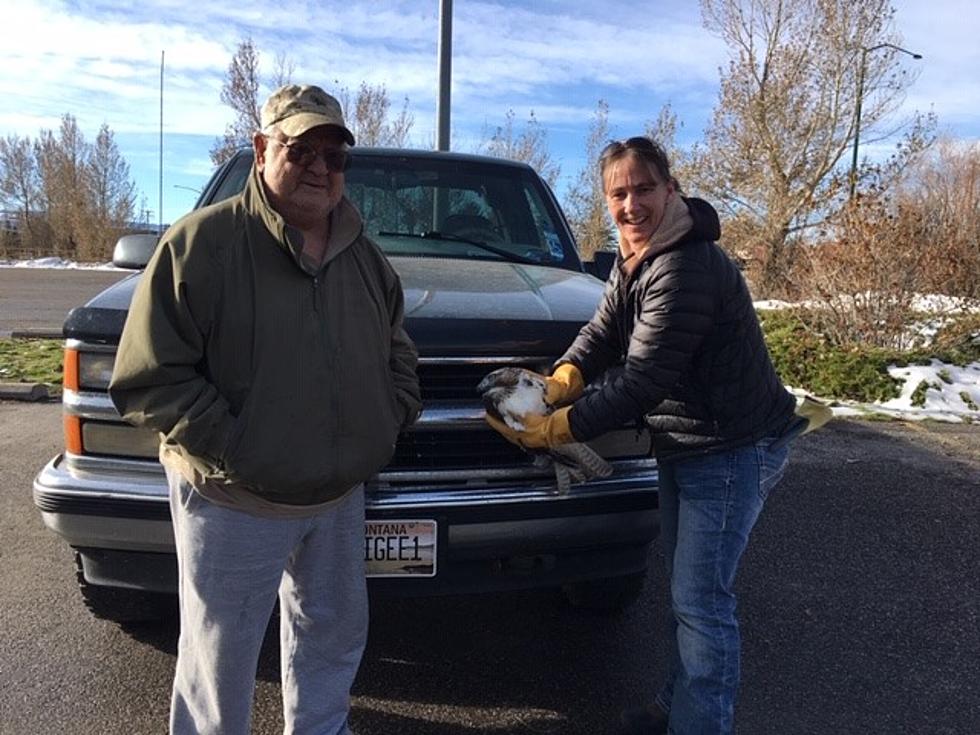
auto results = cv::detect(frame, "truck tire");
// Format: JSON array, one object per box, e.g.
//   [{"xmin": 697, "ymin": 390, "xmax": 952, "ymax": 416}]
[
  {"xmin": 74, "ymin": 552, "xmax": 175, "ymax": 623},
  {"xmin": 561, "ymin": 571, "xmax": 646, "ymax": 613}
]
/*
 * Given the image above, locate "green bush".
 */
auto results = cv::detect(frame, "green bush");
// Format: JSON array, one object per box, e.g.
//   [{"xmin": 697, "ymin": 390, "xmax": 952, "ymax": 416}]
[
  {"xmin": 758, "ymin": 309, "xmax": 903, "ymax": 403},
  {"xmin": 758, "ymin": 308, "xmax": 980, "ymax": 403}
]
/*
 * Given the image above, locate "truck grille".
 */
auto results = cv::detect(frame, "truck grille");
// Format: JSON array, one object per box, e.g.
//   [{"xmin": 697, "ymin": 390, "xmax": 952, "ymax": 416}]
[
  {"xmin": 400, "ymin": 359, "xmax": 548, "ymax": 471},
  {"xmin": 68, "ymin": 351, "xmax": 553, "ymax": 472},
  {"xmin": 417, "ymin": 359, "xmax": 547, "ymax": 401},
  {"xmin": 390, "ymin": 428, "xmax": 530, "ymax": 471}
]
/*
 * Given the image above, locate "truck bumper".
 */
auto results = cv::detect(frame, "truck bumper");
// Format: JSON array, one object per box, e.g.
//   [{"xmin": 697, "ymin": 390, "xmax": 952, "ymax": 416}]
[{"xmin": 35, "ymin": 454, "xmax": 659, "ymax": 596}]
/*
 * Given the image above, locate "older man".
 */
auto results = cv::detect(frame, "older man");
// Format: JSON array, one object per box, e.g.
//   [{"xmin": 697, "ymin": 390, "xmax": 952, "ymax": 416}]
[{"xmin": 110, "ymin": 84, "xmax": 421, "ymax": 735}]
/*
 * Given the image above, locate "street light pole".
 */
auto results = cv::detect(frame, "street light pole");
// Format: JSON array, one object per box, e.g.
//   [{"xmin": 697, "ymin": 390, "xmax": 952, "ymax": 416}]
[
  {"xmin": 849, "ymin": 43, "xmax": 922, "ymax": 199},
  {"xmin": 436, "ymin": 0, "xmax": 453, "ymax": 152},
  {"xmin": 159, "ymin": 50, "xmax": 165, "ymax": 234}
]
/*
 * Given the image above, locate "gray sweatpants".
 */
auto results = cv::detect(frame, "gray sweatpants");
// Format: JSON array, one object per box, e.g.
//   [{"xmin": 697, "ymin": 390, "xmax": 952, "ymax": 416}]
[{"xmin": 167, "ymin": 469, "xmax": 367, "ymax": 735}]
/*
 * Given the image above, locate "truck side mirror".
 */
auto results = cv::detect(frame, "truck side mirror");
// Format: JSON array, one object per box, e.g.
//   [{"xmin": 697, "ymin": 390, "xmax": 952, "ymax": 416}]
[
  {"xmin": 112, "ymin": 234, "xmax": 160, "ymax": 270},
  {"xmin": 584, "ymin": 250, "xmax": 616, "ymax": 281}
]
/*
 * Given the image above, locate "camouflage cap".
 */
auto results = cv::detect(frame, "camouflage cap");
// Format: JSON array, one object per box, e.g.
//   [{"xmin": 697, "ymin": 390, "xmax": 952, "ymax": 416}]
[{"xmin": 260, "ymin": 84, "xmax": 355, "ymax": 145}]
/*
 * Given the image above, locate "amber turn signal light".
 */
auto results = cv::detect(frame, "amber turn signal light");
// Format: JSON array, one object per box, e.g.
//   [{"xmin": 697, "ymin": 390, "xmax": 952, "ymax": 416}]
[{"xmin": 63, "ymin": 348, "xmax": 79, "ymax": 392}]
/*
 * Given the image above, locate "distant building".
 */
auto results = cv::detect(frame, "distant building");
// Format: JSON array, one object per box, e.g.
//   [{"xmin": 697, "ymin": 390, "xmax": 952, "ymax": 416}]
[{"xmin": 1, "ymin": 210, "xmax": 20, "ymax": 232}]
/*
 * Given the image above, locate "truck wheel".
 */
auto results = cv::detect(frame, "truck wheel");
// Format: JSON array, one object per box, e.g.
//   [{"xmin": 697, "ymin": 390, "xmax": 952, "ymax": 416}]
[
  {"xmin": 74, "ymin": 552, "xmax": 175, "ymax": 623},
  {"xmin": 561, "ymin": 571, "xmax": 646, "ymax": 613}
]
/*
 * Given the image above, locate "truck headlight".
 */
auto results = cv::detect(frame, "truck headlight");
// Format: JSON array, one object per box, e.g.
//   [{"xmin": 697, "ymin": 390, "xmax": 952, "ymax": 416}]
[{"xmin": 77, "ymin": 351, "xmax": 116, "ymax": 391}]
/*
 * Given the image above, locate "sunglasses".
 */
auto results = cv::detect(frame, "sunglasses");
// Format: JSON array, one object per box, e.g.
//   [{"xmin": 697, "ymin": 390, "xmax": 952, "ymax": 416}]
[
  {"xmin": 266, "ymin": 137, "xmax": 351, "ymax": 172},
  {"xmin": 599, "ymin": 136, "xmax": 658, "ymax": 161}
]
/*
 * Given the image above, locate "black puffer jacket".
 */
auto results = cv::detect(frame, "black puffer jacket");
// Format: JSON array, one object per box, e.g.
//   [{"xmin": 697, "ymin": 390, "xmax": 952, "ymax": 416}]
[{"xmin": 563, "ymin": 197, "xmax": 795, "ymax": 461}]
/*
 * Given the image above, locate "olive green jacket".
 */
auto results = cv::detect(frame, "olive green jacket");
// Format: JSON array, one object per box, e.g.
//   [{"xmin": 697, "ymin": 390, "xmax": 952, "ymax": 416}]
[{"xmin": 109, "ymin": 165, "xmax": 421, "ymax": 505}]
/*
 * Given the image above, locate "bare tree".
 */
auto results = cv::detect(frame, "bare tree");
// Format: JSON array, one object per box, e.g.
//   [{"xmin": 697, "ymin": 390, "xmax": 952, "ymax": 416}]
[
  {"xmin": 644, "ymin": 103, "xmax": 690, "ymax": 187},
  {"xmin": 564, "ymin": 100, "xmax": 613, "ymax": 260},
  {"xmin": 5, "ymin": 116, "xmax": 138, "ymax": 262},
  {"xmin": 88, "ymin": 125, "xmax": 136, "ymax": 222},
  {"xmin": 211, "ymin": 38, "xmax": 263, "ymax": 165},
  {"xmin": 213, "ymin": 40, "xmax": 417, "ymax": 156},
  {"xmin": 786, "ymin": 133, "xmax": 980, "ymax": 350},
  {"xmin": 338, "ymin": 83, "xmax": 414, "ymax": 147},
  {"xmin": 75, "ymin": 124, "xmax": 137, "ymax": 260},
  {"xmin": 895, "ymin": 137, "xmax": 980, "ymax": 299},
  {"xmin": 35, "ymin": 115, "xmax": 90, "ymax": 259},
  {"xmin": 691, "ymin": 0, "xmax": 934, "ymax": 296},
  {"xmin": 480, "ymin": 109, "xmax": 560, "ymax": 187},
  {"xmin": 793, "ymin": 192, "xmax": 933, "ymax": 349},
  {"xmin": 0, "ymin": 134, "xmax": 41, "ymax": 255},
  {"xmin": 271, "ymin": 51, "xmax": 295, "ymax": 89}
]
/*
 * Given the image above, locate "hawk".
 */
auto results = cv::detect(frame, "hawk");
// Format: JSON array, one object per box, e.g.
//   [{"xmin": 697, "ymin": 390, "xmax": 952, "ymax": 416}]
[{"xmin": 478, "ymin": 367, "xmax": 612, "ymax": 493}]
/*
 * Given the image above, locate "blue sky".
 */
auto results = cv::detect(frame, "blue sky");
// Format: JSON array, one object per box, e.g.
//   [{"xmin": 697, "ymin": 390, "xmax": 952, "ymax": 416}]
[{"xmin": 2, "ymin": 0, "xmax": 978, "ymax": 226}]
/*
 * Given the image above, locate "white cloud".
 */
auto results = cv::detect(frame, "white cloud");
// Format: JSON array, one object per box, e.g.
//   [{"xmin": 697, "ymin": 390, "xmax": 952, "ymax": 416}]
[
  {"xmin": 2, "ymin": 0, "xmax": 978, "ymax": 223},
  {"xmin": 891, "ymin": 0, "xmax": 980, "ymax": 138},
  {"xmin": 1, "ymin": 2, "xmax": 232, "ymax": 137}
]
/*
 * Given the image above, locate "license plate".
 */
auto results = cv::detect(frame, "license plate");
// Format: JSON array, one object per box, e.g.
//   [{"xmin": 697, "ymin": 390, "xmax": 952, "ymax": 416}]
[{"xmin": 364, "ymin": 520, "xmax": 437, "ymax": 577}]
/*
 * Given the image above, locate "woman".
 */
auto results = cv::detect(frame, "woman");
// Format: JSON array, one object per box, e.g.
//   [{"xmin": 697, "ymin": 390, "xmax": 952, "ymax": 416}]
[{"xmin": 486, "ymin": 137, "xmax": 798, "ymax": 734}]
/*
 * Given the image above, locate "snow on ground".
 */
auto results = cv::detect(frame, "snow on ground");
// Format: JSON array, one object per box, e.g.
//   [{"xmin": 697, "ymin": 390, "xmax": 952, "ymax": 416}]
[
  {"xmin": 2, "ymin": 260, "xmax": 977, "ymax": 423},
  {"xmin": 0, "ymin": 257, "xmax": 121, "ymax": 270}
]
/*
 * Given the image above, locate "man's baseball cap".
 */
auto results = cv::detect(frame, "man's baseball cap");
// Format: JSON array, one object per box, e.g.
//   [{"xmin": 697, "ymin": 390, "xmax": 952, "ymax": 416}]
[{"xmin": 260, "ymin": 84, "xmax": 355, "ymax": 145}]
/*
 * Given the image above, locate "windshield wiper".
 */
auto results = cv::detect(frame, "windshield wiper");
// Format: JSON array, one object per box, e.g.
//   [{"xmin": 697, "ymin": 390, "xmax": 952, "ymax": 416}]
[{"xmin": 377, "ymin": 230, "xmax": 539, "ymax": 266}]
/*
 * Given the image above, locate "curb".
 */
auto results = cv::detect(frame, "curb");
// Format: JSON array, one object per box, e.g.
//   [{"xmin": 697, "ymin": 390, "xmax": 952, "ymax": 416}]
[
  {"xmin": 10, "ymin": 329, "xmax": 63, "ymax": 340},
  {"xmin": 0, "ymin": 382, "xmax": 51, "ymax": 402}
]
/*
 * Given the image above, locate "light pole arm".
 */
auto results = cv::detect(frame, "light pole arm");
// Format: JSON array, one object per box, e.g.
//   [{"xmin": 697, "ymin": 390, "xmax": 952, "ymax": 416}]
[{"xmin": 848, "ymin": 43, "xmax": 922, "ymax": 200}]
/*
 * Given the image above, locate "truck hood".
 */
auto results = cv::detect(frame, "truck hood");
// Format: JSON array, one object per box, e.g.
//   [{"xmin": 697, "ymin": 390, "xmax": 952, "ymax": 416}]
[
  {"xmin": 397, "ymin": 257, "xmax": 602, "ymax": 322},
  {"xmin": 396, "ymin": 257, "xmax": 604, "ymax": 357},
  {"xmin": 65, "ymin": 257, "xmax": 604, "ymax": 357}
]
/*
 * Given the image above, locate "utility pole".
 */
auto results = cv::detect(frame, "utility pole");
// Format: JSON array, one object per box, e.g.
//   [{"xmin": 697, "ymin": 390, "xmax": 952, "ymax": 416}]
[{"xmin": 436, "ymin": 0, "xmax": 452, "ymax": 151}]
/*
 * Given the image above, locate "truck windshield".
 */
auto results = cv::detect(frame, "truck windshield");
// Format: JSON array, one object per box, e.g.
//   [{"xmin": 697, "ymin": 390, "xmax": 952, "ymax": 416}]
[
  {"xmin": 347, "ymin": 158, "xmax": 571, "ymax": 265},
  {"xmin": 203, "ymin": 151, "xmax": 574, "ymax": 266}
]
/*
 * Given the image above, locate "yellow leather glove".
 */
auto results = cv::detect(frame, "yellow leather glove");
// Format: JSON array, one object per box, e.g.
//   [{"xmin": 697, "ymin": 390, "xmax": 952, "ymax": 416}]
[
  {"xmin": 485, "ymin": 406, "xmax": 575, "ymax": 449},
  {"xmin": 544, "ymin": 363, "xmax": 585, "ymax": 407}
]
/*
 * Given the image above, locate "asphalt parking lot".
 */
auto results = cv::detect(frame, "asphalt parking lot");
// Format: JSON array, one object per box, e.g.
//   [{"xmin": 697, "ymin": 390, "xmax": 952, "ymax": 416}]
[
  {"xmin": 0, "ymin": 267, "xmax": 128, "ymax": 339},
  {"xmin": 2, "ymin": 398, "xmax": 979, "ymax": 734}
]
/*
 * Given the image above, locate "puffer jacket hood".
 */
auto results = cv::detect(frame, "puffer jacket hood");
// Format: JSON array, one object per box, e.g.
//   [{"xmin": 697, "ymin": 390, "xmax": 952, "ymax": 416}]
[{"xmin": 619, "ymin": 196, "xmax": 722, "ymax": 271}]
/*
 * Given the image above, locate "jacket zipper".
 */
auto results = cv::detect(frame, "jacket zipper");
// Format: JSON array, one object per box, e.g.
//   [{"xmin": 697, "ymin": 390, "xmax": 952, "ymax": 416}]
[{"xmin": 312, "ymin": 275, "xmax": 319, "ymax": 314}]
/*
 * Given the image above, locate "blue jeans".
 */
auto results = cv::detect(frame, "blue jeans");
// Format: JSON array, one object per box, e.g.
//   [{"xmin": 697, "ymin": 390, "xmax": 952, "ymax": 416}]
[
  {"xmin": 167, "ymin": 469, "xmax": 368, "ymax": 735},
  {"xmin": 654, "ymin": 437, "xmax": 789, "ymax": 735}
]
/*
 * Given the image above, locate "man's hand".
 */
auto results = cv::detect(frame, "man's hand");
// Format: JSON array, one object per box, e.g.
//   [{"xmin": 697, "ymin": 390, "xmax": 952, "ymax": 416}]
[{"xmin": 485, "ymin": 406, "xmax": 575, "ymax": 449}]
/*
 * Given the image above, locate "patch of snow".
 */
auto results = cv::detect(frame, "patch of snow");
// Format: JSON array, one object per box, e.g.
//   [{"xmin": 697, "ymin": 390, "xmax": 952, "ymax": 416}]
[
  {"xmin": 0, "ymin": 257, "xmax": 121, "ymax": 270},
  {"xmin": 753, "ymin": 299, "xmax": 796, "ymax": 311},
  {"xmin": 787, "ymin": 355, "xmax": 980, "ymax": 424},
  {"xmin": 881, "ymin": 360, "xmax": 980, "ymax": 415},
  {"xmin": 911, "ymin": 294, "xmax": 980, "ymax": 314}
]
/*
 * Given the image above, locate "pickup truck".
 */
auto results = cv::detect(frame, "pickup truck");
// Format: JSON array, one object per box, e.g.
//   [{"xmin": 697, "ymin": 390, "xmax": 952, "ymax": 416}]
[{"xmin": 32, "ymin": 146, "xmax": 659, "ymax": 622}]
